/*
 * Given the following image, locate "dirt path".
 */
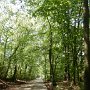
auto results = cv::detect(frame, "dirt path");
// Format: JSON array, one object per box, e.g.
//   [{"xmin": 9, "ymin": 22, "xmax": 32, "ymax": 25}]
[{"xmin": 6, "ymin": 78, "xmax": 47, "ymax": 90}]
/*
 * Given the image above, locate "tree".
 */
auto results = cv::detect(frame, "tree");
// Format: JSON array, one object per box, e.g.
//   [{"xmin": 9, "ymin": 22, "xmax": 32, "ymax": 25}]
[{"xmin": 83, "ymin": 0, "xmax": 90, "ymax": 89}]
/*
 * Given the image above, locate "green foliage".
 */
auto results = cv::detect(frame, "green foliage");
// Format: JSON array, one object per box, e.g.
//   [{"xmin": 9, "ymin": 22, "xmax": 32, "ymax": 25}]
[{"xmin": 0, "ymin": 1, "xmax": 85, "ymax": 89}]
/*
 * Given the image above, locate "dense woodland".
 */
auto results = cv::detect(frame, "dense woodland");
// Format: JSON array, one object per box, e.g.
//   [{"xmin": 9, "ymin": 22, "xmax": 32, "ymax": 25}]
[{"xmin": 0, "ymin": 0, "xmax": 90, "ymax": 90}]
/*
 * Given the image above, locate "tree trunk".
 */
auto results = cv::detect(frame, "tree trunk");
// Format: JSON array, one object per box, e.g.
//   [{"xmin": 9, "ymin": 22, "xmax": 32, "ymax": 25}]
[
  {"xmin": 83, "ymin": 0, "xmax": 90, "ymax": 89},
  {"xmin": 4, "ymin": 45, "xmax": 19, "ymax": 78},
  {"xmin": 48, "ymin": 17, "xmax": 57, "ymax": 87},
  {"xmin": 12, "ymin": 65, "xmax": 17, "ymax": 82}
]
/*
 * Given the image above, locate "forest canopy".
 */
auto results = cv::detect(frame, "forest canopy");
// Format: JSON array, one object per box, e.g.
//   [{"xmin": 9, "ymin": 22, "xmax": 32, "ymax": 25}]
[{"xmin": 0, "ymin": 0, "xmax": 90, "ymax": 90}]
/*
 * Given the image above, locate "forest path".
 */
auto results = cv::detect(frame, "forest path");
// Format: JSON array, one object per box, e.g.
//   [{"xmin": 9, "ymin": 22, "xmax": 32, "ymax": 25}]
[{"xmin": 6, "ymin": 78, "xmax": 47, "ymax": 90}]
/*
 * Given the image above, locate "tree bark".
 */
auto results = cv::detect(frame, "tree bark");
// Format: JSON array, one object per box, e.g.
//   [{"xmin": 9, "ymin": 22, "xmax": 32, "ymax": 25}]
[{"xmin": 83, "ymin": 0, "xmax": 90, "ymax": 89}]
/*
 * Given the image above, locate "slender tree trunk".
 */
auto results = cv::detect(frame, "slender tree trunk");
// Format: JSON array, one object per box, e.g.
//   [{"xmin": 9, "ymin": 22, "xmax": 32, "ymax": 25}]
[
  {"xmin": 12, "ymin": 65, "xmax": 17, "ymax": 82},
  {"xmin": 3, "ymin": 37, "xmax": 8, "ymax": 64},
  {"xmin": 47, "ymin": 17, "xmax": 56, "ymax": 87},
  {"xmin": 73, "ymin": 37, "xmax": 77, "ymax": 85},
  {"xmin": 64, "ymin": 45, "xmax": 70, "ymax": 81},
  {"xmin": 44, "ymin": 56, "xmax": 47, "ymax": 81},
  {"xmin": 24, "ymin": 64, "xmax": 27, "ymax": 79}
]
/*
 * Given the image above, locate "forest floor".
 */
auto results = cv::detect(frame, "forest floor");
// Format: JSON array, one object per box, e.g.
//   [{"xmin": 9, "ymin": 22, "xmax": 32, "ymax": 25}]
[
  {"xmin": 44, "ymin": 80, "xmax": 81, "ymax": 90},
  {"xmin": 0, "ymin": 78, "xmax": 82, "ymax": 90},
  {"xmin": 55, "ymin": 81, "xmax": 80, "ymax": 90},
  {"xmin": 0, "ymin": 78, "xmax": 47, "ymax": 90}
]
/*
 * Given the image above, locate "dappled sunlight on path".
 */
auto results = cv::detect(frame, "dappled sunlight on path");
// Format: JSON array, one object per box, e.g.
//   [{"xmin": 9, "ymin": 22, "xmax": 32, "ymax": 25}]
[{"xmin": 6, "ymin": 78, "xmax": 47, "ymax": 90}]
